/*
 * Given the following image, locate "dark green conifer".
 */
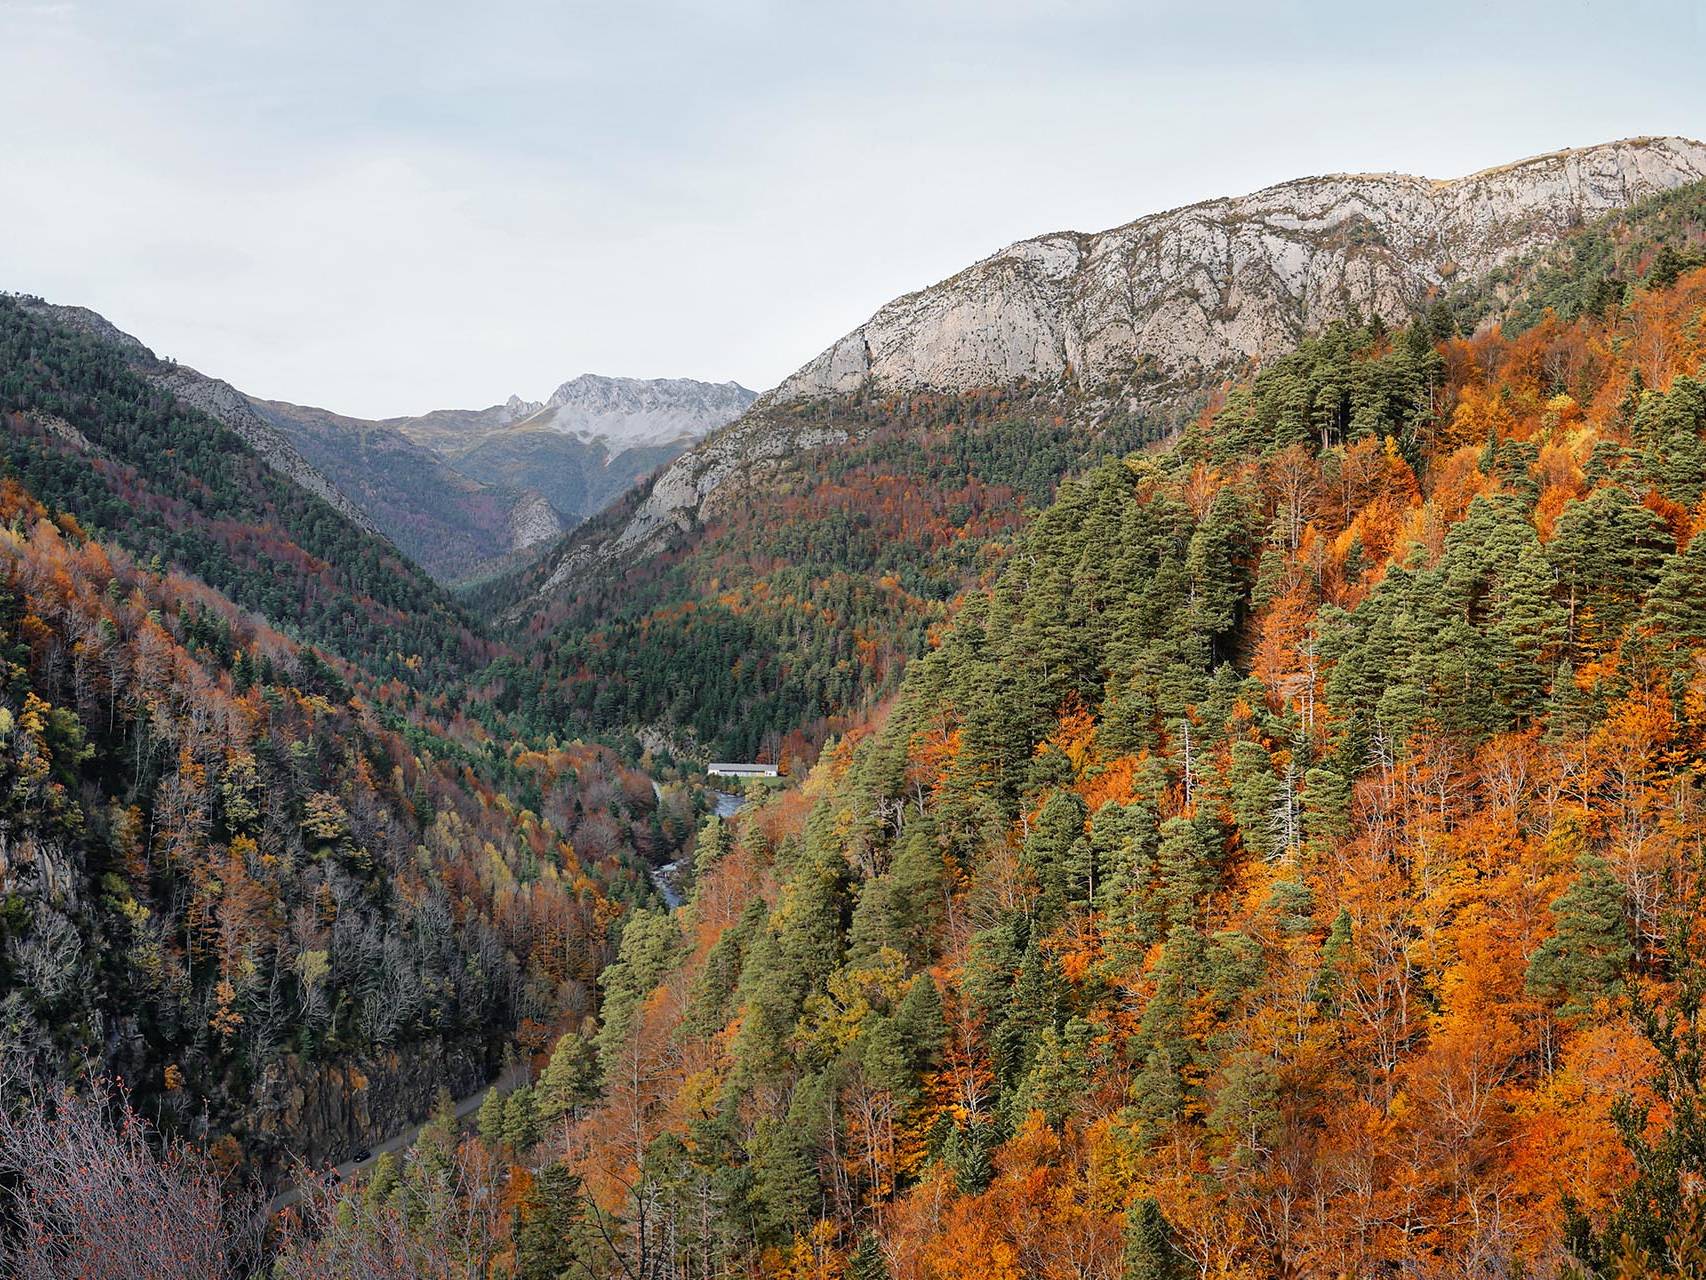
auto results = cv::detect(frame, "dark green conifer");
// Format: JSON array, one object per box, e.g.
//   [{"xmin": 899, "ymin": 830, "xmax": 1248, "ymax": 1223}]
[
  {"xmin": 1156, "ymin": 817, "xmax": 1216, "ymax": 927},
  {"xmin": 1526, "ymin": 851, "xmax": 1633, "ymax": 1018},
  {"xmin": 1123, "ymin": 1197, "xmax": 1189, "ymax": 1280}
]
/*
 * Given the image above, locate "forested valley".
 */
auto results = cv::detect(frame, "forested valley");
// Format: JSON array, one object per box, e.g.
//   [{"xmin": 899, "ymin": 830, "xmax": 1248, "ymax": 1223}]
[{"xmin": 3, "ymin": 170, "xmax": 1706, "ymax": 1279}]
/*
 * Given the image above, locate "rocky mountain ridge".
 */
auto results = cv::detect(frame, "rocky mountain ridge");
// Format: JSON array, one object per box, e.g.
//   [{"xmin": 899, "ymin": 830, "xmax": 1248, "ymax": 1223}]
[
  {"xmin": 776, "ymin": 134, "xmax": 1706, "ymax": 403},
  {"xmin": 3, "ymin": 291, "xmax": 756, "ymax": 583},
  {"xmin": 364, "ymin": 376, "xmax": 758, "ymax": 570},
  {"xmin": 383, "ymin": 375, "xmax": 755, "ymax": 454},
  {"xmin": 533, "ymin": 136, "xmax": 1706, "ymax": 592},
  {"xmin": 250, "ymin": 374, "xmax": 754, "ymax": 582}
]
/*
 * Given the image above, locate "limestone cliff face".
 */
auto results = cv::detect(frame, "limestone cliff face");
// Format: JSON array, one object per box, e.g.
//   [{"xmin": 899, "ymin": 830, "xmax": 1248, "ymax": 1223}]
[
  {"xmin": 535, "ymin": 137, "xmax": 1706, "ymax": 593},
  {"xmin": 775, "ymin": 136, "xmax": 1706, "ymax": 403}
]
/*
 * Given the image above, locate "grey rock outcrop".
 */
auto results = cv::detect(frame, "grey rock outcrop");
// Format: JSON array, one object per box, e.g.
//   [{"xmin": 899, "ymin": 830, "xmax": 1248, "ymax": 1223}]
[
  {"xmin": 507, "ymin": 487, "xmax": 567, "ymax": 551},
  {"xmin": 775, "ymin": 136, "xmax": 1706, "ymax": 403}
]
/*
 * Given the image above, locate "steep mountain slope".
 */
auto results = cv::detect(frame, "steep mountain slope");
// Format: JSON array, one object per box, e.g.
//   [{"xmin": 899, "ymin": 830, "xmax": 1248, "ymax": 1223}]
[
  {"xmin": 0, "ymin": 475, "xmax": 679, "ymax": 1182},
  {"xmin": 0, "ymin": 295, "xmax": 486, "ymax": 686},
  {"xmin": 6, "ymin": 298, "xmax": 379, "ymax": 536},
  {"xmin": 1449, "ymin": 172, "xmax": 1706, "ymax": 332},
  {"xmin": 480, "ymin": 385, "xmax": 1164, "ymax": 759},
  {"xmin": 487, "ymin": 143, "xmax": 1706, "ymax": 761},
  {"xmin": 248, "ymin": 398, "xmax": 567, "ymax": 583},
  {"xmin": 558, "ymin": 255, "xmax": 1706, "ymax": 1280},
  {"xmin": 0, "ymin": 300, "xmax": 714, "ymax": 1197},
  {"xmin": 445, "ymin": 427, "xmax": 701, "ymax": 540}
]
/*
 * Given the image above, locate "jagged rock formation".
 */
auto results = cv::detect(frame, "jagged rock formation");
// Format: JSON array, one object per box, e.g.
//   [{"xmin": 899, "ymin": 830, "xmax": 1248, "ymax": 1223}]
[
  {"xmin": 539, "ymin": 136, "xmax": 1706, "ymax": 591},
  {"xmin": 248, "ymin": 1041, "xmax": 488, "ymax": 1173},
  {"xmin": 507, "ymin": 488, "xmax": 566, "ymax": 550},
  {"xmin": 384, "ymin": 376, "xmax": 753, "ymax": 456},
  {"xmin": 776, "ymin": 135, "xmax": 1706, "ymax": 403}
]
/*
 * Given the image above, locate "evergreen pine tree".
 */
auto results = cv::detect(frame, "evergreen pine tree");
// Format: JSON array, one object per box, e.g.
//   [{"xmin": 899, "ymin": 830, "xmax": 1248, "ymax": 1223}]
[
  {"xmin": 363, "ymin": 1151, "xmax": 399, "ymax": 1208},
  {"xmin": 413, "ymin": 1085, "xmax": 459, "ymax": 1179},
  {"xmin": 992, "ymin": 943, "xmax": 1058, "ymax": 1087},
  {"xmin": 1640, "ymin": 531, "xmax": 1706, "ymax": 653},
  {"xmin": 1009, "ymin": 1016, "xmax": 1092, "ymax": 1127},
  {"xmin": 1316, "ymin": 907, "xmax": 1353, "ymax": 1015},
  {"xmin": 1184, "ymin": 488, "xmax": 1256, "ymax": 663},
  {"xmin": 1492, "ymin": 536, "xmax": 1565, "ymax": 718},
  {"xmin": 1300, "ymin": 766, "xmax": 1351, "ymax": 857},
  {"xmin": 476, "ymin": 1087, "xmax": 506, "ymax": 1148},
  {"xmin": 860, "ymin": 1014, "xmax": 916, "ymax": 1105},
  {"xmin": 515, "ymin": 1163, "xmax": 604, "ymax": 1280},
  {"xmin": 747, "ymin": 1074, "xmax": 828, "ymax": 1244},
  {"xmin": 596, "ymin": 910, "xmax": 684, "ymax": 1081},
  {"xmin": 539, "ymin": 1032, "xmax": 599, "ymax": 1126},
  {"xmin": 1156, "ymin": 817, "xmax": 1216, "ymax": 927},
  {"xmin": 1548, "ymin": 485, "xmax": 1670, "ymax": 655},
  {"xmin": 849, "ymin": 1232, "xmax": 891, "ymax": 1280},
  {"xmin": 1123, "ymin": 1197, "xmax": 1189, "ymax": 1280},
  {"xmin": 503, "ymin": 1085, "xmax": 543, "ymax": 1152},
  {"xmin": 1129, "ymin": 925, "xmax": 1206, "ymax": 1137},
  {"xmin": 941, "ymin": 1117, "xmax": 996, "ymax": 1195},
  {"xmin": 1526, "ymin": 851, "xmax": 1633, "ymax": 1018},
  {"xmin": 1227, "ymin": 741, "xmax": 1281, "ymax": 859},
  {"xmin": 1636, "ymin": 374, "xmax": 1706, "ymax": 507},
  {"xmin": 893, "ymin": 973, "xmax": 947, "ymax": 1077},
  {"xmin": 1023, "ymin": 791, "xmax": 1088, "ymax": 924}
]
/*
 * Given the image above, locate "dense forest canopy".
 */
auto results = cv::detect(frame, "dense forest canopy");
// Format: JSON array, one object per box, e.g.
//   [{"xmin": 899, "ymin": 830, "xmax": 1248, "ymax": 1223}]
[
  {"xmin": 471, "ymin": 177, "xmax": 1706, "ymax": 771},
  {"xmin": 0, "ymin": 473, "xmax": 696, "ymax": 1179}
]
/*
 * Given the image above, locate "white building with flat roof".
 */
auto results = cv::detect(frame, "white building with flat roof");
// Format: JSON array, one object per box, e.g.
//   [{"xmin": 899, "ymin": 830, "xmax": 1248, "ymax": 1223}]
[{"xmin": 707, "ymin": 763, "xmax": 780, "ymax": 778}]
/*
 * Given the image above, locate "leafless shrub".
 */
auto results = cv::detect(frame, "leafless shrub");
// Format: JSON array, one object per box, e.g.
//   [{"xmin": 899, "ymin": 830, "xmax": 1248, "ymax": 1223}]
[{"xmin": 0, "ymin": 1072, "xmax": 262, "ymax": 1280}]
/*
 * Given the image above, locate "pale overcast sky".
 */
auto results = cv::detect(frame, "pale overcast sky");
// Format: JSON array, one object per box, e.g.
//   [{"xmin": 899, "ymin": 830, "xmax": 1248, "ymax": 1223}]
[{"xmin": 2, "ymin": 0, "xmax": 1703, "ymax": 416}]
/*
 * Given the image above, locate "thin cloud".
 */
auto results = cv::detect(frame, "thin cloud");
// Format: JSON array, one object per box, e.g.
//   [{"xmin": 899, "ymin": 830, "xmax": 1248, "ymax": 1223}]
[{"xmin": 1, "ymin": 0, "xmax": 1701, "ymax": 416}]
